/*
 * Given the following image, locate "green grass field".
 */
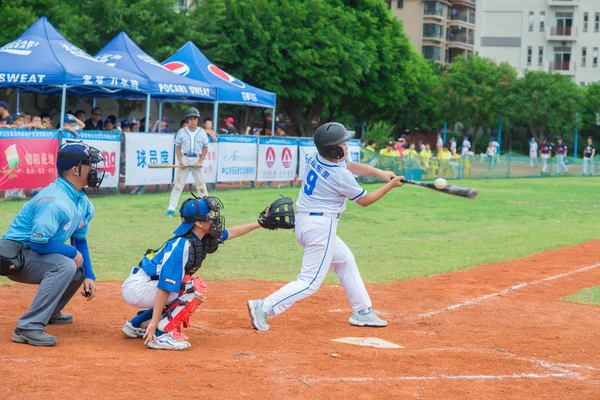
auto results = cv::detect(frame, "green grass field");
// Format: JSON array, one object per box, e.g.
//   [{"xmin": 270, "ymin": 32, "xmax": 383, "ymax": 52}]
[
  {"xmin": 1, "ymin": 177, "xmax": 599, "ymax": 284},
  {"xmin": 564, "ymin": 286, "xmax": 600, "ymax": 306}
]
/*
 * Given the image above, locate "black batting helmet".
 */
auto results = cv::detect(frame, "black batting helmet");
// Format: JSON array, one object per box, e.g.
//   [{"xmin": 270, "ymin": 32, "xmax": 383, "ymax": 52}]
[
  {"xmin": 313, "ymin": 122, "xmax": 354, "ymax": 160},
  {"xmin": 184, "ymin": 107, "xmax": 200, "ymax": 121}
]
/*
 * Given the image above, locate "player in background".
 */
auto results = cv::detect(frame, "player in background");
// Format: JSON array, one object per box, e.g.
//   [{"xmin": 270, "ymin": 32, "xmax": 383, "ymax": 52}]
[
  {"xmin": 166, "ymin": 107, "xmax": 209, "ymax": 217},
  {"xmin": 555, "ymin": 136, "xmax": 568, "ymax": 175},
  {"xmin": 461, "ymin": 136, "xmax": 471, "ymax": 159},
  {"xmin": 248, "ymin": 122, "xmax": 404, "ymax": 331},
  {"xmin": 450, "ymin": 137, "xmax": 456, "ymax": 153},
  {"xmin": 539, "ymin": 137, "xmax": 551, "ymax": 176},
  {"xmin": 122, "ymin": 195, "xmax": 293, "ymax": 350},
  {"xmin": 582, "ymin": 136, "xmax": 595, "ymax": 176},
  {"xmin": 529, "ymin": 137, "xmax": 538, "ymax": 167}
]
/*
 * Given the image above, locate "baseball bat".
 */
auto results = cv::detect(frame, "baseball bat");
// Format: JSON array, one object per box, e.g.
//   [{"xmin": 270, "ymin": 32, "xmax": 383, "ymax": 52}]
[
  {"xmin": 148, "ymin": 164, "xmax": 203, "ymax": 168},
  {"xmin": 400, "ymin": 178, "xmax": 478, "ymax": 199}
]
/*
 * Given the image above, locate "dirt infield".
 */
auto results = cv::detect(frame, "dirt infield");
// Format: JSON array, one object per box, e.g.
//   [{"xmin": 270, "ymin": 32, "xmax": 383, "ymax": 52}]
[{"xmin": 1, "ymin": 241, "xmax": 599, "ymax": 399}]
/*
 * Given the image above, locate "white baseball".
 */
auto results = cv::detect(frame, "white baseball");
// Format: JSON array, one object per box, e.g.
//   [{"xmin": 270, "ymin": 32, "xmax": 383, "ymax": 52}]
[{"xmin": 434, "ymin": 178, "xmax": 447, "ymax": 189}]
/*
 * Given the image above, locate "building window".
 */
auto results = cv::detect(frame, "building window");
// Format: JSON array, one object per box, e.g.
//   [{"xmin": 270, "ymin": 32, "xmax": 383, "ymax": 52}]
[
  {"xmin": 594, "ymin": 48, "xmax": 598, "ymax": 68},
  {"xmin": 538, "ymin": 47, "xmax": 543, "ymax": 66},
  {"xmin": 424, "ymin": 1, "xmax": 443, "ymax": 17},
  {"xmin": 582, "ymin": 47, "xmax": 587, "ymax": 67},
  {"xmin": 580, "ymin": 82, "xmax": 586, "ymax": 88},
  {"xmin": 422, "ymin": 46, "xmax": 441, "ymax": 61},
  {"xmin": 423, "ymin": 23, "xmax": 444, "ymax": 39},
  {"xmin": 595, "ymin": 13, "xmax": 599, "ymax": 33},
  {"xmin": 540, "ymin": 12, "xmax": 545, "ymax": 32},
  {"xmin": 584, "ymin": 13, "xmax": 588, "ymax": 33},
  {"xmin": 397, "ymin": 0, "xmax": 403, "ymax": 9},
  {"xmin": 528, "ymin": 12, "xmax": 534, "ymax": 32},
  {"xmin": 175, "ymin": 0, "xmax": 186, "ymax": 10},
  {"xmin": 527, "ymin": 46, "xmax": 532, "ymax": 66}
]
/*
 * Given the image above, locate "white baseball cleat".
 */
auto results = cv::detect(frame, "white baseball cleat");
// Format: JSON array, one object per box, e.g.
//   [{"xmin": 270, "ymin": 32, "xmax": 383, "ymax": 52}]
[
  {"xmin": 122, "ymin": 321, "xmax": 146, "ymax": 338},
  {"xmin": 146, "ymin": 332, "xmax": 191, "ymax": 351},
  {"xmin": 348, "ymin": 309, "xmax": 388, "ymax": 327},
  {"xmin": 247, "ymin": 299, "xmax": 270, "ymax": 331}
]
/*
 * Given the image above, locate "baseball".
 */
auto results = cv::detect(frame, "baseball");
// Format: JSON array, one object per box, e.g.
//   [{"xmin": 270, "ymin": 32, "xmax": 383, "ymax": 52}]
[{"xmin": 434, "ymin": 178, "xmax": 447, "ymax": 190}]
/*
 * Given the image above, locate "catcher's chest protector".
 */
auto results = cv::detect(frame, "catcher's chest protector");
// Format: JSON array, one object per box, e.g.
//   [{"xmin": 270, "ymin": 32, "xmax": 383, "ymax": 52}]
[{"xmin": 183, "ymin": 233, "xmax": 219, "ymax": 276}]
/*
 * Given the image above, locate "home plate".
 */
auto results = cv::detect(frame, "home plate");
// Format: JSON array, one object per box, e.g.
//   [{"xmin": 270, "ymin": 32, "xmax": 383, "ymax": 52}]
[{"xmin": 331, "ymin": 337, "xmax": 403, "ymax": 349}]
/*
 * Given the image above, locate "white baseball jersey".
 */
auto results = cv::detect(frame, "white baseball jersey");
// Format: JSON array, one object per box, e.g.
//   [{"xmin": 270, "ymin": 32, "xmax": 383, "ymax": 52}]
[
  {"xmin": 174, "ymin": 127, "xmax": 208, "ymax": 156},
  {"xmin": 437, "ymin": 137, "xmax": 443, "ymax": 147},
  {"xmin": 529, "ymin": 141, "xmax": 538, "ymax": 153},
  {"xmin": 491, "ymin": 140, "xmax": 499, "ymax": 151},
  {"xmin": 296, "ymin": 152, "xmax": 366, "ymax": 214},
  {"xmin": 450, "ymin": 140, "xmax": 456, "ymax": 152}
]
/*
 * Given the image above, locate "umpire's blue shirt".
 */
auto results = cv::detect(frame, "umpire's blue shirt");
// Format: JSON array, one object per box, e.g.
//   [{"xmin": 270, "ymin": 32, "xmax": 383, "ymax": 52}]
[{"xmin": 3, "ymin": 176, "xmax": 94, "ymax": 245}]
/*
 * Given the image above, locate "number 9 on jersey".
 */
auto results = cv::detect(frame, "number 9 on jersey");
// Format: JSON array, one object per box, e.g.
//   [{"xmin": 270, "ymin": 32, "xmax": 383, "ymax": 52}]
[{"xmin": 303, "ymin": 170, "xmax": 318, "ymax": 196}]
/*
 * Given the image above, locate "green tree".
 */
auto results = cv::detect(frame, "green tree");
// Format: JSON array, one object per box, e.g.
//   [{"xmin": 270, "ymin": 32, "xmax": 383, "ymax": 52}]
[
  {"xmin": 438, "ymin": 55, "xmax": 517, "ymax": 153},
  {"xmin": 581, "ymin": 82, "xmax": 600, "ymax": 138},
  {"xmin": 506, "ymin": 70, "xmax": 583, "ymax": 144}
]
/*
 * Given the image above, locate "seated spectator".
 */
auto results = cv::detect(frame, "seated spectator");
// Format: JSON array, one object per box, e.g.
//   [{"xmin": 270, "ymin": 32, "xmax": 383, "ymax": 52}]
[
  {"xmin": 121, "ymin": 120, "xmax": 131, "ymax": 132},
  {"xmin": 438, "ymin": 144, "xmax": 452, "ymax": 178},
  {"xmin": 107, "ymin": 115, "xmax": 117, "ymax": 125},
  {"xmin": 131, "ymin": 122, "xmax": 139, "ymax": 132},
  {"xmin": 419, "ymin": 143, "xmax": 432, "ymax": 168},
  {"xmin": 225, "ymin": 117, "xmax": 237, "ymax": 134},
  {"xmin": 40, "ymin": 113, "xmax": 53, "ymax": 129},
  {"xmin": 75, "ymin": 110, "xmax": 86, "ymax": 123},
  {"xmin": 0, "ymin": 101, "xmax": 13, "ymax": 127},
  {"xmin": 28, "ymin": 115, "xmax": 45, "ymax": 130},
  {"xmin": 23, "ymin": 113, "xmax": 31, "ymax": 125},
  {"xmin": 404, "ymin": 143, "xmax": 421, "ymax": 169},
  {"xmin": 85, "ymin": 107, "xmax": 104, "ymax": 130},
  {"xmin": 394, "ymin": 138, "xmax": 405, "ymax": 157},
  {"xmin": 139, "ymin": 117, "xmax": 150, "ymax": 132},
  {"xmin": 366, "ymin": 139, "xmax": 377, "ymax": 152},
  {"xmin": 104, "ymin": 119, "xmax": 114, "ymax": 131},
  {"xmin": 153, "ymin": 116, "xmax": 170, "ymax": 133},
  {"xmin": 12, "ymin": 113, "xmax": 27, "ymax": 129},
  {"xmin": 275, "ymin": 123, "xmax": 288, "ymax": 137},
  {"xmin": 61, "ymin": 114, "xmax": 83, "ymax": 137},
  {"xmin": 202, "ymin": 117, "xmax": 217, "ymax": 141},
  {"xmin": 253, "ymin": 127, "xmax": 261, "ymax": 135},
  {"xmin": 360, "ymin": 139, "xmax": 378, "ymax": 167},
  {"xmin": 380, "ymin": 141, "xmax": 400, "ymax": 157},
  {"xmin": 379, "ymin": 140, "xmax": 401, "ymax": 173}
]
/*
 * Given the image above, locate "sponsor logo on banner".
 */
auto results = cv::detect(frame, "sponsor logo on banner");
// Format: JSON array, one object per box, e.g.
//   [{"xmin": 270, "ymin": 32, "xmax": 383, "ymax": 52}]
[
  {"xmin": 95, "ymin": 53, "xmax": 122, "ymax": 67},
  {"xmin": 0, "ymin": 40, "xmax": 39, "ymax": 55},
  {"xmin": 266, "ymin": 147, "xmax": 276, "ymax": 168},
  {"xmin": 99, "ymin": 151, "xmax": 117, "ymax": 176},
  {"xmin": 282, "ymin": 147, "xmax": 292, "ymax": 168},
  {"xmin": 164, "ymin": 61, "xmax": 190, "ymax": 76},
  {"xmin": 59, "ymin": 42, "xmax": 99, "ymax": 62},
  {"xmin": 208, "ymin": 64, "xmax": 246, "ymax": 88}
]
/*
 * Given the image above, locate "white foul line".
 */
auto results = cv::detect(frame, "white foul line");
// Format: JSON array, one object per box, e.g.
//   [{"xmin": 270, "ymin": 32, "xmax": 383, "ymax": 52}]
[
  {"xmin": 307, "ymin": 372, "xmax": 578, "ymax": 383},
  {"xmin": 408, "ymin": 262, "xmax": 600, "ymax": 321}
]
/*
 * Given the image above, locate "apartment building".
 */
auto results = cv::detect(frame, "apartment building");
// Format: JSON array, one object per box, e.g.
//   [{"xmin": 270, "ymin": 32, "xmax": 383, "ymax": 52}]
[
  {"xmin": 475, "ymin": 0, "xmax": 600, "ymax": 86},
  {"xmin": 387, "ymin": 0, "xmax": 477, "ymax": 64}
]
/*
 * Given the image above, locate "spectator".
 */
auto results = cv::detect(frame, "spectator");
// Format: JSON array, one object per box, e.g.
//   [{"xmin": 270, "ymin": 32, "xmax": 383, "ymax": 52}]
[
  {"xmin": 12, "ymin": 113, "xmax": 27, "ymax": 129},
  {"xmin": 360, "ymin": 138, "xmax": 366, "ymax": 147},
  {"xmin": 436, "ymin": 132, "xmax": 443, "ymax": 151},
  {"xmin": 379, "ymin": 140, "xmax": 400, "ymax": 173},
  {"xmin": 121, "ymin": 120, "xmax": 131, "ymax": 133},
  {"xmin": 582, "ymin": 136, "xmax": 595, "ymax": 176},
  {"xmin": 418, "ymin": 140, "xmax": 425, "ymax": 151},
  {"xmin": 400, "ymin": 134, "xmax": 410, "ymax": 149},
  {"xmin": 85, "ymin": 107, "xmax": 104, "ymax": 130},
  {"xmin": 404, "ymin": 143, "xmax": 422, "ymax": 169},
  {"xmin": 139, "ymin": 117, "xmax": 150, "ymax": 132},
  {"xmin": 0, "ymin": 101, "xmax": 13, "ymax": 127},
  {"xmin": 366, "ymin": 139, "xmax": 377, "ymax": 152},
  {"xmin": 360, "ymin": 139, "xmax": 378, "ymax": 167},
  {"xmin": 275, "ymin": 123, "xmax": 288, "ymax": 137},
  {"xmin": 450, "ymin": 137, "xmax": 457, "ymax": 153},
  {"xmin": 75, "ymin": 110, "xmax": 86, "ymax": 123},
  {"xmin": 107, "ymin": 115, "xmax": 117, "ymax": 125},
  {"xmin": 61, "ymin": 115, "xmax": 83, "ymax": 137},
  {"xmin": 253, "ymin": 127, "xmax": 262, "ymax": 135},
  {"xmin": 131, "ymin": 122, "xmax": 139, "ymax": 132},
  {"xmin": 104, "ymin": 119, "xmax": 114, "ymax": 132},
  {"xmin": 380, "ymin": 141, "xmax": 400, "ymax": 157},
  {"xmin": 420, "ymin": 143, "xmax": 432, "ymax": 169},
  {"xmin": 29, "ymin": 115, "xmax": 45, "ymax": 130},
  {"xmin": 180, "ymin": 119, "xmax": 187, "ymax": 129},
  {"xmin": 23, "ymin": 113, "xmax": 31, "ymax": 125},
  {"xmin": 202, "ymin": 118, "xmax": 218, "ymax": 142},
  {"xmin": 461, "ymin": 136, "xmax": 471, "ymax": 159},
  {"xmin": 225, "ymin": 117, "xmax": 237, "ymax": 134},
  {"xmin": 394, "ymin": 138, "xmax": 405, "ymax": 157},
  {"xmin": 153, "ymin": 116, "xmax": 170, "ymax": 133},
  {"xmin": 438, "ymin": 144, "xmax": 452, "ymax": 178},
  {"xmin": 40, "ymin": 113, "xmax": 53, "ymax": 129}
]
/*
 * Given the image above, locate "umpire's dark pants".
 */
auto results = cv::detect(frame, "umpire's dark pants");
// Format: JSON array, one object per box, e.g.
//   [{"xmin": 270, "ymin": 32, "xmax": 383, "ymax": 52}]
[{"xmin": 8, "ymin": 249, "xmax": 84, "ymax": 331}]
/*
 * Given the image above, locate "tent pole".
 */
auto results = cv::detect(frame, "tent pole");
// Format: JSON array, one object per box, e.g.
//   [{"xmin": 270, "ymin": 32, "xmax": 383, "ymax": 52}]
[
  {"xmin": 158, "ymin": 102, "xmax": 163, "ymax": 132},
  {"xmin": 59, "ymin": 84, "xmax": 67, "ymax": 130},
  {"xmin": 213, "ymin": 101, "xmax": 219, "ymax": 132},
  {"xmin": 271, "ymin": 107, "xmax": 275, "ymax": 137},
  {"xmin": 16, "ymin": 90, "xmax": 20, "ymax": 113},
  {"xmin": 145, "ymin": 94, "xmax": 151, "ymax": 133},
  {"xmin": 92, "ymin": 98, "xmax": 97, "ymax": 108}
]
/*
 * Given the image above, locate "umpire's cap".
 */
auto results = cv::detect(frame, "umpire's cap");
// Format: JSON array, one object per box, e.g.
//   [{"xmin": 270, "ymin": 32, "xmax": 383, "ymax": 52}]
[
  {"xmin": 313, "ymin": 122, "xmax": 354, "ymax": 160},
  {"xmin": 184, "ymin": 107, "xmax": 200, "ymax": 120},
  {"xmin": 56, "ymin": 141, "xmax": 103, "ymax": 171}
]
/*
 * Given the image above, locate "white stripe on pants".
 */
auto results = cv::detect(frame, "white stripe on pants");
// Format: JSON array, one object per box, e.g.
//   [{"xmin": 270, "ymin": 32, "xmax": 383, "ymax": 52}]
[
  {"xmin": 583, "ymin": 157, "xmax": 593, "ymax": 175},
  {"xmin": 556, "ymin": 154, "xmax": 568, "ymax": 174},
  {"xmin": 263, "ymin": 215, "xmax": 372, "ymax": 317},
  {"xmin": 168, "ymin": 156, "xmax": 208, "ymax": 211}
]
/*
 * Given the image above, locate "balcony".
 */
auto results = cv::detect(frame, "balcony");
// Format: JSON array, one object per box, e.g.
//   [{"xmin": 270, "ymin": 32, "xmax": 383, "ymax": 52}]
[
  {"xmin": 450, "ymin": 0, "xmax": 476, "ymax": 9},
  {"xmin": 546, "ymin": 26, "xmax": 577, "ymax": 41},
  {"xmin": 549, "ymin": 60, "xmax": 576, "ymax": 75},
  {"xmin": 548, "ymin": 0, "xmax": 578, "ymax": 7},
  {"xmin": 448, "ymin": 13, "xmax": 475, "ymax": 26}
]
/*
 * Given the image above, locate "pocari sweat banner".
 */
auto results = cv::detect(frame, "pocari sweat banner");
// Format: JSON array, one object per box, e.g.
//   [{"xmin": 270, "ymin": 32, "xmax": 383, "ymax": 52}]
[
  {"xmin": 216, "ymin": 136, "xmax": 257, "ymax": 182},
  {"xmin": 256, "ymin": 137, "xmax": 298, "ymax": 182}
]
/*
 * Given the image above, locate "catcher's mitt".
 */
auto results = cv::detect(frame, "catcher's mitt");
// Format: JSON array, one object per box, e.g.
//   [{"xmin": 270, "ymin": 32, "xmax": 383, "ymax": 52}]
[{"xmin": 258, "ymin": 196, "xmax": 295, "ymax": 230}]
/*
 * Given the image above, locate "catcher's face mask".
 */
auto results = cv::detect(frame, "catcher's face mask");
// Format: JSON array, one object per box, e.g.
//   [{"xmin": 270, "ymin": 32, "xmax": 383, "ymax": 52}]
[
  {"xmin": 57, "ymin": 140, "xmax": 106, "ymax": 191},
  {"xmin": 178, "ymin": 195, "xmax": 225, "ymax": 239}
]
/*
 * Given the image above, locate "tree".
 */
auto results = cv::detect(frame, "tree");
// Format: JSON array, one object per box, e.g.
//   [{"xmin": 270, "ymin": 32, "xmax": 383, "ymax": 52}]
[
  {"xmin": 506, "ymin": 70, "xmax": 583, "ymax": 144},
  {"xmin": 438, "ymin": 55, "xmax": 517, "ymax": 153},
  {"xmin": 581, "ymin": 82, "xmax": 600, "ymax": 138}
]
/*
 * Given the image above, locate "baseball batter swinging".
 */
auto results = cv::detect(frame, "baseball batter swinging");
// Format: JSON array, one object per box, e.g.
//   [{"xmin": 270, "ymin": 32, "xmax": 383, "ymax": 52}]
[{"xmin": 248, "ymin": 122, "xmax": 405, "ymax": 330}]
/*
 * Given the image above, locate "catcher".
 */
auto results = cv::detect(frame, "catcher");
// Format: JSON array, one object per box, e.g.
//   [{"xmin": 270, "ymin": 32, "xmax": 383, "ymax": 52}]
[{"xmin": 121, "ymin": 195, "xmax": 294, "ymax": 350}]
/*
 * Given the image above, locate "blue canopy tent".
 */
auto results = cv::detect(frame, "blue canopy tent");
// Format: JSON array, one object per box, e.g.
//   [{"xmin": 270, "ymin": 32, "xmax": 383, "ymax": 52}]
[
  {"xmin": 95, "ymin": 33, "xmax": 216, "ymax": 131},
  {"xmin": 0, "ymin": 17, "xmax": 151, "ymax": 126},
  {"xmin": 162, "ymin": 42, "xmax": 277, "ymax": 135}
]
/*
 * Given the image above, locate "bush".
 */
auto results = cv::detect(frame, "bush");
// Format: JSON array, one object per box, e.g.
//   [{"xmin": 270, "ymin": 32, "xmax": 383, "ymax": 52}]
[{"xmin": 364, "ymin": 121, "xmax": 396, "ymax": 148}]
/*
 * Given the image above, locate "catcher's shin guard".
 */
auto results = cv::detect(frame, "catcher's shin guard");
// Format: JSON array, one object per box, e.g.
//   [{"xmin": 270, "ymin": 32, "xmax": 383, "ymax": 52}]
[{"xmin": 157, "ymin": 275, "xmax": 207, "ymax": 333}]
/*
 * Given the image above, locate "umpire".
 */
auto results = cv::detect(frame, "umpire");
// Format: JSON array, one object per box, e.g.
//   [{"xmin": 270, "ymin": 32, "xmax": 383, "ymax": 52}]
[{"xmin": 0, "ymin": 141, "xmax": 105, "ymax": 346}]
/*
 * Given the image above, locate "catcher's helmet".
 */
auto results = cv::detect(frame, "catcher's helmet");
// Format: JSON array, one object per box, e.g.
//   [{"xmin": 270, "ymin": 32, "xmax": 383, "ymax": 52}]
[
  {"xmin": 184, "ymin": 107, "xmax": 200, "ymax": 121},
  {"xmin": 313, "ymin": 122, "xmax": 354, "ymax": 160}
]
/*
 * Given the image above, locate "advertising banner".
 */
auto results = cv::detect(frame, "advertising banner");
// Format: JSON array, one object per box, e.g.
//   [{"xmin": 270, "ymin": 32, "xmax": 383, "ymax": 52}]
[
  {"xmin": 125, "ymin": 133, "xmax": 175, "ymax": 186},
  {"xmin": 256, "ymin": 137, "xmax": 298, "ymax": 182},
  {"xmin": 216, "ymin": 136, "xmax": 257, "ymax": 182},
  {"xmin": 0, "ymin": 129, "xmax": 59, "ymax": 190},
  {"xmin": 347, "ymin": 138, "xmax": 361, "ymax": 163},
  {"xmin": 298, "ymin": 138, "xmax": 317, "ymax": 180},
  {"xmin": 64, "ymin": 131, "xmax": 122, "ymax": 188},
  {"xmin": 186, "ymin": 135, "xmax": 217, "ymax": 184}
]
